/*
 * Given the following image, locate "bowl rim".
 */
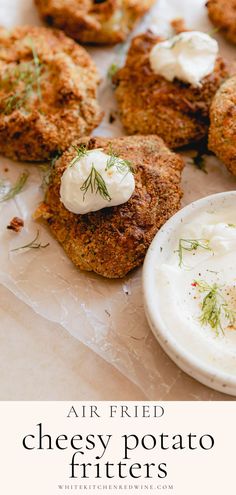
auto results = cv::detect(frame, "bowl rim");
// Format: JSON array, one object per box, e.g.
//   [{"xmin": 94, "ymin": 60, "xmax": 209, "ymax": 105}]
[{"xmin": 143, "ymin": 190, "xmax": 236, "ymax": 396}]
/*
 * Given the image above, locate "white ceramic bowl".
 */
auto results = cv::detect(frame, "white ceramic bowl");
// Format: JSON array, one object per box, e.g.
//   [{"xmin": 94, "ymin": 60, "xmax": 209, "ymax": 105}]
[{"xmin": 143, "ymin": 191, "xmax": 236, "ymax": 396}]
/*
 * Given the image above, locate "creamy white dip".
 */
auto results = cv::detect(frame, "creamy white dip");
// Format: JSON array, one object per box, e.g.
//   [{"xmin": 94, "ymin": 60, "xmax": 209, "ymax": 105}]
[{"xmin": 154, "ymin": 207, "xmax": 236, "ymax": 368}]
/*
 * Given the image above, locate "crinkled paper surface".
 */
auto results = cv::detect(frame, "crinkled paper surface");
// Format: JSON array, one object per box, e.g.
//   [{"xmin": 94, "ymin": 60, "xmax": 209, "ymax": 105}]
[{"xmin": 0, "ymin": 0, "xmax": 236, "ymax": 399}]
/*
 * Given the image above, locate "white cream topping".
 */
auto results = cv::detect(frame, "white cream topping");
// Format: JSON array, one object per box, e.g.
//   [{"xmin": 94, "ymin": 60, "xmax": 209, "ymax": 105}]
[
  {"xmin": 60, "ymin": 149, "xmax": 135, "ymax": 215},
  {"xmin": 149, "ymin": 31, "xmax": 219, "ymax": 87}
]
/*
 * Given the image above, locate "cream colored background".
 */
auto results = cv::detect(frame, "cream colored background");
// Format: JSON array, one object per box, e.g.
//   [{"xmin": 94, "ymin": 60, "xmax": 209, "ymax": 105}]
[{"xmin": 1, "ymin": 401, "xmax": 236, "ymax": 494}]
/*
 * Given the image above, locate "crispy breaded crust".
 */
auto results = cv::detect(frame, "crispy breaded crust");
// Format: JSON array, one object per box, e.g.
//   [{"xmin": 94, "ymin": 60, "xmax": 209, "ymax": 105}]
[
  {"xmin": 0, "ymin": 26, "xmax": 102, "ymax": 161},
  {"xmin": 35, "ymin": 135, "xmax": 184, "ymax": 278},
  {"xmin": 113, "ymin": 32, "xmax": 228, "ymax": 149},
  {"xmin": 209, "ymin": 76, "xmax": 236, "ymax": 176},
  {"xmin": 35, "ymin": 0, "xmax": 155, "ymax": 45},
  {"xmin": 207, "ymin": 0, "xmax": 236, "ymax": 44}
]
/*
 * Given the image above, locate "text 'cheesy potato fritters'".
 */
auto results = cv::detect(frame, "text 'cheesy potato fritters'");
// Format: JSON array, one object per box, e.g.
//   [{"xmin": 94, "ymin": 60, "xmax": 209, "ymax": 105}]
[
  {"xmin": 0, "ymin": 26, "xmax": 102, "ymax": 161},
  {"xmin": 207, "ymin": 0, "xmax": 236, "ymax": 44},
  {"xmin": 35, "ymin": 135, "xmax": 184, "ymax": 279},
  {"xmin": 209, "ymin": 76, "xmax": 236, "ymax": 176},
  {"xmin": 35, "ymin": 0, "xmax": 156, "ymax": 45},
  {"xmin": 113, "ymin": 32, "xmax": 229, "ymax": 149}
]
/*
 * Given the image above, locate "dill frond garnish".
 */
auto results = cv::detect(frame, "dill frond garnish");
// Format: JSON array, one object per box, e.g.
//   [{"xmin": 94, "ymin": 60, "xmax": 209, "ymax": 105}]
[
  {"xmin": 177, "ymin": 238, "xmax": 211, "ymax": 267},
  {"xmin": 107, "ymin": 43, "xmax": 127, "ymax": 81},
  {"xmin": 80, "ymin": 163, "xmax": 111, "ymax": 202},
  {"xmin": 70, "ymin": 145, "xmax": 105, "ymax": 167},
  {"xmin": 107, "ymin": 62, "xmax": 119, "ymax": 80},
  {"xmin": 193, "ymin": 280, "xmax": 236, "ymax": 336},
  {"xmin": 0, "ymin": 171, "xmax": 29, "ymax": 202},
  {"xmin": 0, "ymin": 40, "xmax": 43, "ymax": 114},
  {"xmin": 105, "ymin": 146, "xmax": 134, "ymax": 174},
  {"xmin": 11, "ymin": 230, "xmax": 49, "ymax": 252},
  {"xmin": 69, "ymin": 145, "xmax": 90, "ymax": 167}
]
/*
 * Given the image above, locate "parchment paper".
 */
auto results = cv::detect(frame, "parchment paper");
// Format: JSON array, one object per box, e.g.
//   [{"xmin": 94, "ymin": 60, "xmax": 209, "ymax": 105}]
[{"xmin": 0, "ymin": 0, "xmax": 236, "ymax": 399}]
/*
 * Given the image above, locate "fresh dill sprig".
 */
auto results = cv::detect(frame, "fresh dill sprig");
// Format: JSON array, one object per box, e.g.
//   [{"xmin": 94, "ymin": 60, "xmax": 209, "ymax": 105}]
[
  {"xmin": 193, "ymin": 280, "xmax": 236, "ymax": 336},
  {"xmin": 70, "ymin": 145, "xmax": 105, "ymax": 167},
  {"xmin": 1, "ymin": 67, "xmax": 34, "ymax": 114},
  {"xmin": 70, "ymin": 145, "xmax": 88, "ymax": 166},
  {"xmin": 107, "ymin": 62, "xmax": 119, "ymax": 80},
  {"xmin": 107, "ymin": 42, "xmax": 127, "ymax": 81},
  {"xmin": 80, "ymin": 163, "xmax": 111, "ymax": 202},
  {"xmin": 0, "ymin": 171, "xmax": 29, "ymax": 202},
  {"xmin": 177, "ymin": 238, "xmax": 211, "ymax": 267},
  {"xmin": 105, "ymin": 145, "xmax": 134, "ymax": 174},
  {"xmin": 0, "ymin": 40, "xmax": 43, "ymax": 114},
  {"xmin": 11, "ymin": 230, "xmax": 49, "ymax": 252}
]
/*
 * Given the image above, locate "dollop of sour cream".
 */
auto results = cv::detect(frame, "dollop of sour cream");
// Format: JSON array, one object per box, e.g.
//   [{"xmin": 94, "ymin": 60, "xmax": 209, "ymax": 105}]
[
  {"xmin": 60, "ymin": 149, "xmax": 135, "ymax": 215},
  {"xmin": 149, "ymin": 31, "xmax": 219, "ymax": 87}
]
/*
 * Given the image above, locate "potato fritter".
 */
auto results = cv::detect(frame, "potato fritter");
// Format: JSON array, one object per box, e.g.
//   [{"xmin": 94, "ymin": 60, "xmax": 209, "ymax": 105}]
[
  {"xmin": 35, "ymin": 135, "xmax": 184, "ymax": 279},
  {"xmin": 0, "ymin": 26, "xmax": 102, "ymax": 161},
  {"xmin": 113, "ymin": 32, "xmax": 228, "ymax": 149},
  {"xmin": 209, "ymin": 76, "xmax": 236, "ymax": 176},
  {"xmin": 35, "ymin": 0, "xmax": 155, "ymax": 45},
  {"xmin": 207, "ymin": 0, "xmax": 236, "ymax": 44}
]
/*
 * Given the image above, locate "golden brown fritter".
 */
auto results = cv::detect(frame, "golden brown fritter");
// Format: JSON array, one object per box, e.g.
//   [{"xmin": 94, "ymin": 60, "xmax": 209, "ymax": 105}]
[
  {"xmin": 0, "ymin": 26, "xmax": 102, "ymax": 162},
  {"xmin": 35, "ymin": 0, "xmax": 155, "ymax": 45},
  {"xmin": 35, "ymin": 135, "xmax": 184, "ymax": 279},
  {"xmin": 209, "ymin": 76, "xmax": 236, "ymax": 176},
  {"xmin": 207, "ymin": 0, "xmax": 236, "ymax": 44},
  {"xmin": 113, "ymin": 32, "xmax": 229, "ymax": 149}
]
